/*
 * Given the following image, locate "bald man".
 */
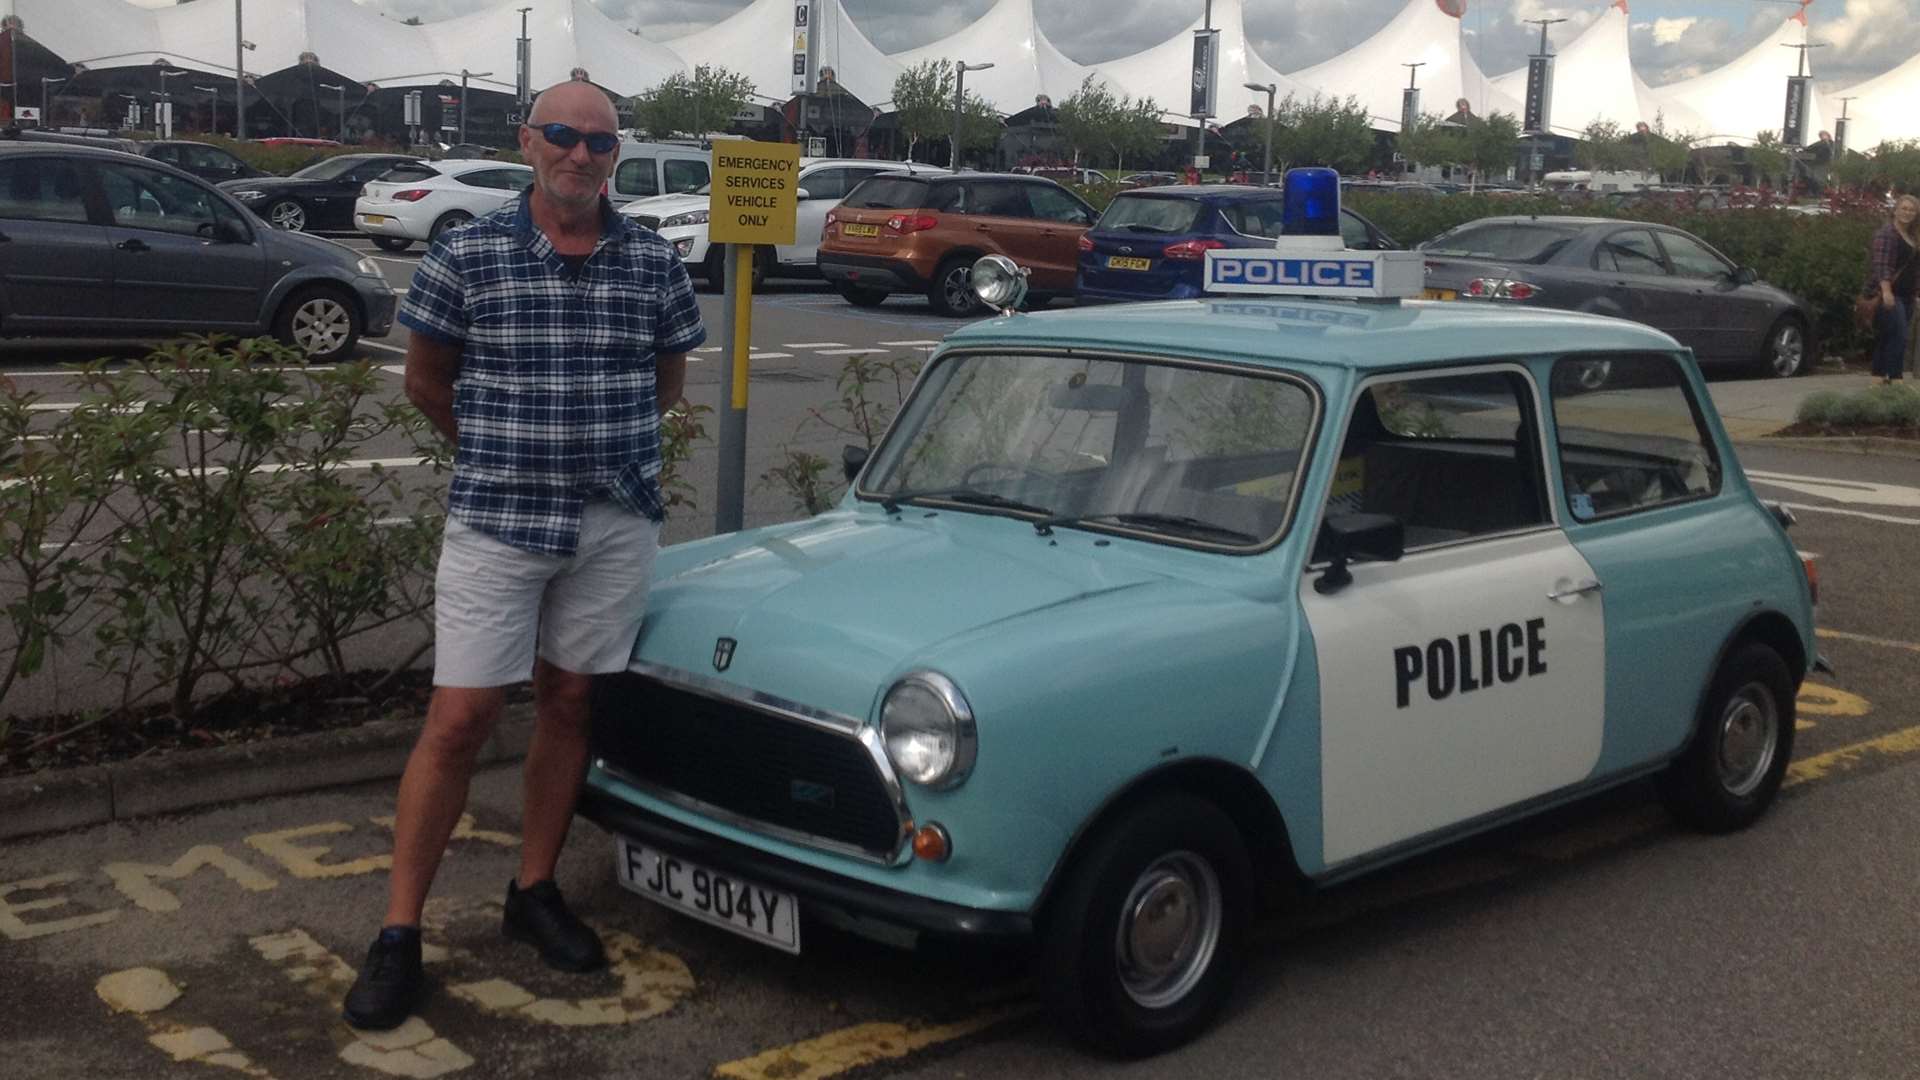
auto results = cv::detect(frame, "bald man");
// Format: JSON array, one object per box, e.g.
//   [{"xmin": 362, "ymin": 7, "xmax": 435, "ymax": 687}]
[{"xmin": 344, "ymin": 81, "xmax": 704, "ymax": 1030}]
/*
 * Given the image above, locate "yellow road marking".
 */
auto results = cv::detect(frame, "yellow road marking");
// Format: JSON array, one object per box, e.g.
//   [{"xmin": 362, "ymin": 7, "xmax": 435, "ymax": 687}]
[
  {"xmin": 711, "ymin": 1006, "xmax": 1034, "ymax": 1080},
  {"xmin": 250, "ymin": 928, "xmax": 473, "ymax": 1077},
  {"xmin": 1818, "ymin": 627, "xmax": 1920, "ymax": 654},
  {"xmin": 104, "ymin": 845, "xmax": 278, "ymax": 913},
  {"xmin": 1787, "ymin": 724, "xmax": 1920, "ymax": 787},
  {"xmin": 0, "ymin": 872, "xmax": 120, "ymax": 940},
  {"xmin": 95, "ymin": 967, "xmax": 277, "ymax": 1078}
]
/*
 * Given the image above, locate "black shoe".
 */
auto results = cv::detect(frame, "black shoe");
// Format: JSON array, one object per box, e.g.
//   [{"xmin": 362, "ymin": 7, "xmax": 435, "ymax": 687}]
[
  {"xmin": 503, "ymin": 879, "xmax": 606, "ymax": 972},
  {"xmin": 342, "ymin": 926, "xmax": 426, "ymax": 1030}
]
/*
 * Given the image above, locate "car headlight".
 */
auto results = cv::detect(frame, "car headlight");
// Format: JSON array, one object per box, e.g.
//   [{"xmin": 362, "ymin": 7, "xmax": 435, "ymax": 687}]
[
  {"xmin": 231, "ymin": 189, "xmax": 268, "ymax": 201},
  {"xmin": 660, "ymin": 209, "xmax": 710, "ymax": 228},
  {"xmin": 356, "ymin": 256, "xmax": 383, "ymax": 277},
  {"xmin": 880, "ymin": 671, "xmax": 975, "ymax": 789}
]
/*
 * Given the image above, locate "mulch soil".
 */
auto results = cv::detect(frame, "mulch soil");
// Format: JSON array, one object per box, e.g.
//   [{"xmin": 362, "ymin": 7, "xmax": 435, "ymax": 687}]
[
  {"xmin": 1772, "ymin": 423, "xmax": 1920, "ymax": 438},
  {"xmin": 0, "ymin": 670, "xmax": 529, "ymax": 779}
]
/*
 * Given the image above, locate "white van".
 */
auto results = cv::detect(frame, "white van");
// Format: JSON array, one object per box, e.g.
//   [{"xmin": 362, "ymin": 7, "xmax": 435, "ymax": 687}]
[
  {"xmin": 608, "ymin": 141, "xmax": 712, "ymax": 208},
  {"xmin": 1541, "ymin": 169, "xmax": 1659, "ymax": 194}
]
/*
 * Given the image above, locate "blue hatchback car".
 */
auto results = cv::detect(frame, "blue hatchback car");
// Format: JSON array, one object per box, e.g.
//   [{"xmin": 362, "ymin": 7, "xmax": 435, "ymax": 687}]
[
  {"xmin": 1077, "ymin": 184, "xmax": 1399, "ymax": 303},
  {"xmin": 581, "ymin": 241, "xmax": 1822, "ymax": 1058}
]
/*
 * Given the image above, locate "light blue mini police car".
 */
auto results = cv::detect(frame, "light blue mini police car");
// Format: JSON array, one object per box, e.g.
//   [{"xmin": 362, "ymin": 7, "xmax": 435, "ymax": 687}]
[{"xmin": 580, "ymin": 170, "xmax": 1824, "ymax": 1056}]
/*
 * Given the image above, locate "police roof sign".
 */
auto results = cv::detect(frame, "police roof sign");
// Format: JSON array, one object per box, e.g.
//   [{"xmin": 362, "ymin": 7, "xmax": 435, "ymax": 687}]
[
  {"xmin": 710, "ymin": 140, "xmax": 800, "ymax": 246},
  {"xmin": 1203, "ymin": 249, "xmax": 1424, "ymax": 300}
]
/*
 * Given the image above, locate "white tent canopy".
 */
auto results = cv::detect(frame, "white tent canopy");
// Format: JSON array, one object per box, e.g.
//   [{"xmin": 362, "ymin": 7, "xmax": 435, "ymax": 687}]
[
  {"xmin": 666, "ymin": 0, "xmax": 901, "ymax": 108},
  {"xmin": 1094, "ymin": 0, "xmax": 1316, "ymax": 129},
  {"xmin": 1286, "ymin": 0, "xmax": 1523, "ymax": 132},
  {"xmin": 1648, "ymin": 9, "xmax": 1825, "ymax": 146},
  {"xmin": 1827, "ymin": 53, "xmax": 1920, "ymax": 151},
  {"xmin": 399, "ymin": 0, "xmax": 687, "ymax": 95},
  {"xmin": 890, "ymin": 0, "xmax": 1095, "ymax": 116},
  {"xmin": 1490, "ymin": 2, "xmax": 1705, "ymax": 138}
]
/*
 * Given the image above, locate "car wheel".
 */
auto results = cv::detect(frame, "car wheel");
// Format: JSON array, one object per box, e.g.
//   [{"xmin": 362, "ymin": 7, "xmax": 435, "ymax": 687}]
[
  {"xmin": 1040, "ymin": 792, "xmax": 1252, "ymax": 1058},
  {"xmin": 1656, "ymin": 642, "xmax": 1795, "ymax": 833},
  {"xmin": 371, "ymin": 236, "xmax": 413, "ymax": 253},
  {"xmin": 273, "ymin": 286, "xmax": 362, "ymax": 363},
  {"xmin": 929, "ymin": 256, "xmax": 983, "ymax": 317},
  {"xmin": 836, "ymin": 283, "xmax": 887, "ymax": 308},
  {"xmin": 1757, "ymin": 316, "xmax": 1808, "ymax": 379},
  {"xmin": 267, "ymin": 199, "xmax": 307, "ymax": 232},
  {"xmin": 429, "ymin": 211, "xmax": 473, "ymax": 242}
]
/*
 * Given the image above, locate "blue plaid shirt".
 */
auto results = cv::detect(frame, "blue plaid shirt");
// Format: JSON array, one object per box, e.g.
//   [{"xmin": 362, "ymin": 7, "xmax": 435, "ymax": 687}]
[{"xmin": 398, "ymin": 190, "xmax": 706, "ymax": 556}]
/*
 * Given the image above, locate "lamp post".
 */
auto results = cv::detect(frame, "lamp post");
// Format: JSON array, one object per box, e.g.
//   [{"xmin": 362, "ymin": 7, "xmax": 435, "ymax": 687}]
[
  {"xmin": 234, "ymin": 1, "xmax": 245, "ymax": 137},
  {"xmin": 950, "ymin": 60, "xmax": 993, "ymax": 170},
  {"xmin": 157, "ymin": 67, "xmax": 188, "ymax": 137},
  {"xmin": 318, "ymin": 82, "xmax": 344, "ymax": 141},
  {"xmin": 41, "ymin": 76, "xmax": 66, "ymax": 128},
  {"xmin": 1243, "ymin": 81, "xmax": 1276, "ymax": 185},
  {"xmin": 459, "ymin": 68, "xmax": 492, "ymax": 145},
  {"xmin": 515, "ymin": 6, "xmax": 533, "ymax": 121},
  {"xmin": 194, "ymin": 84, "xmax": 219, "ymax": 133}
]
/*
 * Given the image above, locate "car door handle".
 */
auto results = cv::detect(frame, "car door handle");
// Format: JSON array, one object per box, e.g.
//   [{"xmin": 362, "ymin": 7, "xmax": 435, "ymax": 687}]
[
  {"xmin": 1548, "ymin": 579, "xmax": 1604, "ymax": 601},
  {"xmin": 117, "ymin": 238, "xmax": 150, "ymax": 253}
]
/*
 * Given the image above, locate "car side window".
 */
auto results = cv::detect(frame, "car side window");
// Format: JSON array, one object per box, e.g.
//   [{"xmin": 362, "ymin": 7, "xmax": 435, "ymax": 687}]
[
  {"xmin": 1657, "ymin": 232, "xmax": 1731, "ymax": 279},
  {"xmin": 147, "ymin": 145, "xmax": 180, "ymax": 164},
  {"xmin": 615, "ymin": 158, "xmax": 658, "ymax": 197},
  {"xmin": 663, "ymin": 158, "xmax": 708, "ymax": 194},
  {"xmin": 381, "ymin": 163, "xmax": 440, "ymax": 184},
  {"xmin": 927, "ymin": 182, "xmax": 965, "ymax": 212},
  {"xmin": 187, "ymin": 146, "xmax": 238, "ymax": 175},
  {"xmin": 799, "ymin": 167, "xmax": 849, "ymax": 201},
  {"xmin": 98, "ymin": 163, "xmax": 229, "ymax": 239},
  {"xmin": 1027, "ymin": 184, "xmax": 1092, "ymax": 225},
  {"xmin": 1339, "ymin": 210, "xmax": 1373, "ymax": 249},
  {"xmin": 0, "ymin": 157, "xmax": 91, "ymax": 224},
  {"xmin": 1595, "ymin": 229, "xmax": 1669, "ymax": 275},
  {"xmin": 1551, "ymin": 354, "xmax": 1720, "ymax": 520},
  {"xmin": 1324, "ymin": 370, "xmax": 1550, "ymax": 551},
  {"xmin": 966, "ymin": 181, "xmax": 1033, "ymax": 218}
]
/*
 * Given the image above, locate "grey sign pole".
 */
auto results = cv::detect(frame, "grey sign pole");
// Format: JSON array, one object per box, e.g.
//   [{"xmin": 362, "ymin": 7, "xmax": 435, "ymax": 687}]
[{"xmin": 715, "ymin": 243, "xmax": 747, "ymax": 533}]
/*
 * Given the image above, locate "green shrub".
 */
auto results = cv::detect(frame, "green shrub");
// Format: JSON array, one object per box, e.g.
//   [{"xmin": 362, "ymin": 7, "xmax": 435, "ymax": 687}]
[{"xmin": 1793, "ymin": 384, "xmax": 1920, "ymax": 429}]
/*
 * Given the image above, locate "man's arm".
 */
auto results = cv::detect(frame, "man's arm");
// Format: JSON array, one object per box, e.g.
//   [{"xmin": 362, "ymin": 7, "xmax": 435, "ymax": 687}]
[
  {"xmin": 656, "ymin": 352, "xmax": 688, "ymax": 416},
  {"xmin": 404, "ymin": 334, "xmax": 464, "ymax": 445}
]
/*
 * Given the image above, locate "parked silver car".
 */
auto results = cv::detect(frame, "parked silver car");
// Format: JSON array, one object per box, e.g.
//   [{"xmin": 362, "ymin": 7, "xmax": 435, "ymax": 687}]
[{"xmin": 0, "ymin": 143, "xmax": 395, "ymax": 362}]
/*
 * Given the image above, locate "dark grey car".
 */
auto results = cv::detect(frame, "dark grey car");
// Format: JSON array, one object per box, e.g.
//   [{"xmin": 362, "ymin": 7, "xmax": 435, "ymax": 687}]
[
  {"xmin": 1419, "ymin": 216, "xmax": 1813, "ymax": 378},
  {"xmin": 0, "ymin": 144, "xmax": 396, "ymax": 362}
]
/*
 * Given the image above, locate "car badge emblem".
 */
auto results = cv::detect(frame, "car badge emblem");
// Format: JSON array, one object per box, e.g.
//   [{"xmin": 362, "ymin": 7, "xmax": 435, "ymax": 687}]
[
  {"xmin": 713, "ymin": 637, "xmax": 736, "ymax": 671},
  {"xmin": 790, "ymin": 779, "xmax": 836, "ymax": 809},
  {"xmin": 1119, "ymin": 245, "xmax": 1133, "ymax": 254}
]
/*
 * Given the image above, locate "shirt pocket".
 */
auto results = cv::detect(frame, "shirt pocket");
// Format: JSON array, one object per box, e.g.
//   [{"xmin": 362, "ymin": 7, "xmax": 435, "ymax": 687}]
[{"xmin": 590, "ymin": 278, "xmax": 658, "ymax": 357}]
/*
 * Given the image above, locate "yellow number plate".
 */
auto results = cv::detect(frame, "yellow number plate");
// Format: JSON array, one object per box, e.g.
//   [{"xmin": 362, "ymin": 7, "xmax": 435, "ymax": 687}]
[
  {"xmin": 1107, "ymin": 256, "xmax": 1152, "ymax": 271},
  {"xmin": 359, "ymin": 214, "xmax": 390, "ymax": 226},
  {"xmin": 842, "ymin": 223, "xmax": 881, "ymax": 237},
  {"xmin": 1421, "ymin": 288, "xmax": 1456, "ymax": 300}
]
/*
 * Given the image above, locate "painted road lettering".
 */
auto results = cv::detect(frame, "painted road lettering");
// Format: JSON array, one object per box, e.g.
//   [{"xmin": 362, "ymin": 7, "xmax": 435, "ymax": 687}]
[{"xmin": 1394, "ymin": 618, "xmax": 1546, "ymax": 707}]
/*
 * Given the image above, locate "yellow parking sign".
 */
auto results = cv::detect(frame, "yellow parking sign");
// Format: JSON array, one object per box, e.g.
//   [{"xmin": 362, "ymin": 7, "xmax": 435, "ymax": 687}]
[{"xmin": 710, "ymin": 140, "xmax": 800, "ymax": 246}]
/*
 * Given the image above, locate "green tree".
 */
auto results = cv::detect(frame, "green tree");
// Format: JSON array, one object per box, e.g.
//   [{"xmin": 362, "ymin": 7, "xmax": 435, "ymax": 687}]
[
  {"xmin": 1057, "ymin": 76, "xmax": 1165, "ymax": 173},
  {"xmin": 1575, "ymin": 119, "xmax": 1636, "ymax": 172},
  {"xmin": 892, "ymin": 60, "xmax": 955, "ymax": 164},
  {"xmin": 628, "ymin": 64, "xmax": 755, "ymax": 141},
  {"xmin": 1641, "ymin": 115, "xmax": 1698, "ymax": 182},
  {"xmin": 1272, "ymin": 94, "xmax": 1374, "ymax": 174},
  {"xmin": 1462, "ymin": 110, "xmax": 1521, "ymax": 188},
  {"xmin": 1746, "ymin": 130, "xmax": 1789, "ymax": 188},
  {"xmin": 1396, "ymin": 112, "xmax": 1466, "ymax": 173}
]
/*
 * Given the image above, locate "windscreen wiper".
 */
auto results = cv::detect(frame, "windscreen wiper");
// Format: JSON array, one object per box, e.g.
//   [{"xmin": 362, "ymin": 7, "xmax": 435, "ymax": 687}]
[
  {"xmin": 1033, "ymin": 512, "xmax": 1261, "ymax": 544},
  {"xmin": 879, "ymin": 488, "xmax": 1052, "ymax": 516}
]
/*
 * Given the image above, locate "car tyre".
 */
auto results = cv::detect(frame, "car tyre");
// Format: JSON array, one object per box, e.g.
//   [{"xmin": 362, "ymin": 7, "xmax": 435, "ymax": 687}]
[
  {"xmin": 1656, "ymin": 642, "xmax": 1795, "ymax": 833},
  {"xmin": 929, "ymin": 255, "xmax": 983, "ymax": 317},
  {"xmin": 429, "ymin": 211, "xmax": 473, "ymax": 242},
  {"xmin": 836, "ymin": 283, "xmax": 887, "ymax": 308},
  {"xmin": 273, "ymin": 286, "xmax": 363, "ymax": 363},
  {"xmin": 1039, "ymin": 792, "xmax": 1253, "ymax": 1058},
  {"xmin": 267, "ymin": 198, "xmax": 307, "ymax": 232},
  {"xmin": 371, "ymin": 236, "xmax": 413, "ymax": 253},
  {"xmin": 1757, "ymin": 316, "xmax": 1808, "ymax": 379}
]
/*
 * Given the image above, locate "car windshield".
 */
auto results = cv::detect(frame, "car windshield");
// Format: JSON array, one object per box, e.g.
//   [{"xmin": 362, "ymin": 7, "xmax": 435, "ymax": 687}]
[
  {"xmin": 862, "ymin": 352, "xmax": 1316, "ymax": 549},
  {"xmin": 842, "ymin": 177, "xmax": 930, "ymax": 209},
  {"xmin": 290, "ymin": 156, "xmax": 366, "ymax": 181},
  {"xmin": 1421, "ymin": 223, "xmax": 1584, "ymax": 263},
  {"xmin": 1097, "ymin": 196, "xmax": 1203, "ymax": 234}
]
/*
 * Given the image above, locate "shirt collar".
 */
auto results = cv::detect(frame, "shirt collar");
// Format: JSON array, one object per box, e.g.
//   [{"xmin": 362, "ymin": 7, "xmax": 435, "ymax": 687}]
[{"xmin": 512, "ymin": 188, "xmax": 625, "ymax": 252}]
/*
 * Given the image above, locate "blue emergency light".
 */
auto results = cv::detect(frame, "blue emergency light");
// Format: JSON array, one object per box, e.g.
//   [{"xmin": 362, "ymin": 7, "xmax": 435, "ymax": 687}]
[{"xmin": 1281, "ymin": 167, "xmax": 1341, "ymax": 237}]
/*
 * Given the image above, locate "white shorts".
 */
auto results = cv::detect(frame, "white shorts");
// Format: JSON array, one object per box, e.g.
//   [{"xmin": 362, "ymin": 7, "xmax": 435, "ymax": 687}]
[{"xmin": 432, "ymin": 504, "xmax": 662, "ymax": 687}]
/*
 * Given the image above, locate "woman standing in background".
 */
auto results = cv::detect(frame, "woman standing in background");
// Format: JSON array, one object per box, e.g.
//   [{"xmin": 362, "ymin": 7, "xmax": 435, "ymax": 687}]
[{"xmin": 1866, "ymin": 194, "xmax": 1919, "ymax": 385}]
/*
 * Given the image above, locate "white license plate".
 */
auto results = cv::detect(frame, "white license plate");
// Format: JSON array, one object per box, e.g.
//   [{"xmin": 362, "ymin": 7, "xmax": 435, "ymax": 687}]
[
  {"xmin": 359, "ymin": 214, "xmax": 390, "ymax": 226},
  {"xmin": 614, "ymin": 837, "xmax": 800, "ymax": 953}
]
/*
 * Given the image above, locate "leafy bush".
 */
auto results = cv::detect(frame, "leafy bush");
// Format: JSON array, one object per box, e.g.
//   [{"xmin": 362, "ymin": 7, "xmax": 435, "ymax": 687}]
[
  {"xmin": 760, "ymin": 353, "xmax": 920, "ymax": 515},
  {"xmin": 1794, "ymin": 384, "xmax": 1920, "ymax": 430}
]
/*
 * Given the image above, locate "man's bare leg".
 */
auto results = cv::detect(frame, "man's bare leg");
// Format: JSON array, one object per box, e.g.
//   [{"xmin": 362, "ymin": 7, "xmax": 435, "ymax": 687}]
[
  {"xmin": 383, "ymin": 685, "xmax": 508, "ymax": 928},
  {"xmin": 517, "ymin": 658, "xmax": 595, "ymax": 888}
]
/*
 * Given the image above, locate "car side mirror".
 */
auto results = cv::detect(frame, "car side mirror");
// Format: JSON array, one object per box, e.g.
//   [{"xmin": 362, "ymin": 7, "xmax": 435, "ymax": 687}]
[
  {"xmin": 1315, "ymin": 512, "xmax": 1404, "ymax": 594},
  {"xmin": 842, "ymin": 444, "xmax": 869, "ymax": 484},
  {"xmin": 795, "ymin": 188, "xmax": 812, "ymax": 201},
  {"xmin": 1734, "ymin": 266, "xmax": 1758, "ymax": 285},
  {"xmin": 213, "ymin": 218, "xmax": 250, "ymax": 244}
]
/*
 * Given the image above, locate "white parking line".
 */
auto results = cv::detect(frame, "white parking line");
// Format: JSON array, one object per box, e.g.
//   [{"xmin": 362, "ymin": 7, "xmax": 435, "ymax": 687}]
[
  {"xmin": 379, "ymin": 365, "xmax": 407, "ymax": 376},
  {"xmin": 360, "ymin": 341, "xmax": 408, "ymax": 355},
  {"xmin": 749, "ymin": 352, "xmax": 793, "ymax": 359},
  {"xmin": 781, "ymin": 342, "xmax": 846, "ymax": 348},
  {"xmin": 1777, "ymin": 502, "xmax": 1920, "ymax": 526},
  {"xmin": 876, "ymin": 340, "xmax": 941, "ymax": 347},
  {"xmin": 814, "ymin": 347, "xmax": 887, "ymax": 355}
]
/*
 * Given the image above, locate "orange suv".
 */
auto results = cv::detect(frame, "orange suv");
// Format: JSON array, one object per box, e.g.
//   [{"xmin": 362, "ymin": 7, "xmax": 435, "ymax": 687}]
[{"xmin": 819, "ymin": 173, "xmax": 1096, "ymax": 316}]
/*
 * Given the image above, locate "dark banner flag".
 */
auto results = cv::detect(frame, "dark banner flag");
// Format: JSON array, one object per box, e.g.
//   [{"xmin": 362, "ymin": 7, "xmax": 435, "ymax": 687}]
[
  {"xmin": 1782, "ymin": 75, "xmax": 1811, "ymax": 147},
  {"xmin": 1400, "ymin": 87, "xmax": 1421, "ymax": 136},
  {"xmin": 1523, "ymin": 56, "xmax": 1554, "ymax": 135},
  {"xmin": 1834, "ymin": 116, "xmax": 1849, "ymax": 157},
  {"xmin": 1190, "ymin": 30, "xmax": 1219, "ymax": 119}
]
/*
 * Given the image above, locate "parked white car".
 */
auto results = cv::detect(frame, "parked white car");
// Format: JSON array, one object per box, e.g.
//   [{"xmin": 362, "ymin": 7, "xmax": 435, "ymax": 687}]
[
  {"xmin": 617, "ymin": 157, "xmax": 947, "ymax": 289},
  {"xmin": 353, "ymin": 159, "xmax": 534, "ymax": 252}
]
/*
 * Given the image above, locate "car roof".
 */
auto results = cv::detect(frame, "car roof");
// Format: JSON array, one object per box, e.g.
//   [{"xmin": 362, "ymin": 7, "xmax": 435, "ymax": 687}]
[
  {"xmin": 1114, "ymin": 184, "xmax": 1279, "ymax": 201},
  {"xmin": 429, "ymin": 158, "xmax": 529, "ymax": 174},
  {"xmin": 0, "ymin": 140, "xmax": 144, "ymax": 160},
  {"xmin": 941, "ymin": 296, "xmax": 1680, "ymax": 372},
  {"xmin": 1444, "ymin": 215, "xmax": 1622, "ymax": 229}
]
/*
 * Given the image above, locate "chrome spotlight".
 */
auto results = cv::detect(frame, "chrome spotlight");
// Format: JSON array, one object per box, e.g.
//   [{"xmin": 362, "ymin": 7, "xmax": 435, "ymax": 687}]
[{"xmin": 970, "ymin": 254, "xmax": 1030, "ymax": 316}]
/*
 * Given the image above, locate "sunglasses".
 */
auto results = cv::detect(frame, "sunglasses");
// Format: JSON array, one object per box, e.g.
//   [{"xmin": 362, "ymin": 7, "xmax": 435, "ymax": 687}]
[{"xmin": 533, "ymin": 122, "xmax": 619, "ymax": 155}]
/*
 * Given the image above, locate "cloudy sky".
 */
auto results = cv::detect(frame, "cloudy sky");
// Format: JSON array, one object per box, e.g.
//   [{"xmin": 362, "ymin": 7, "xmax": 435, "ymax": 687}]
[{"xmin": 139, "ymin": 1, "xmax": 1920, "ymax": 89}]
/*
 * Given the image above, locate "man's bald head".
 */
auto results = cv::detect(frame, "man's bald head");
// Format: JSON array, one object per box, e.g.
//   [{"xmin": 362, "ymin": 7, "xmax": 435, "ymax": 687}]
[{"xmin": 526, "ymin": 81, "xmax": 617, "ymax": 130}]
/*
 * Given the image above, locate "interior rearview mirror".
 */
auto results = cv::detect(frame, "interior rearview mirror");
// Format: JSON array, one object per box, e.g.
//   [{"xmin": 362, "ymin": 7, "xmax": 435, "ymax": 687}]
[{"xmin": 1315, "ymin": 512, "xmax": 1404, "ymax": 594}]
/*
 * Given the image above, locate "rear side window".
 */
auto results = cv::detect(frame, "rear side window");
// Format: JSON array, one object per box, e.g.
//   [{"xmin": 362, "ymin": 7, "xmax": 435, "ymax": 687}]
[
  {"xmin": 1594, "ymin": 229, "xmax": 1668, "ymax": 276},
  {"xmin": 965, "ymin": 181, "xmax": 1034, "ymax": 218},
  {"xmin": 615, "ymin": 158, "xmax": 658, "ymax": 197},
  {"xmin": 663, "ymin": 158, "xmax": 708, "ymax": 194},
  {"xmin": 1221, "ymin": 200, "xmax": 1286, "ymax": 239},
  {"xmin": 1551, "ymin": 354, "xmax": 1720, "ymax": 520},
  {"xmin": 1097, "ymin": 196, "xmax": 1203, "ymax": 234},
  {"xmin": 842, "ymin": 176, "xmax": 929, "ymax": 209},
  {"xmin": 0, "ymin": 157, "xmax": 90, "ymax": 223},
  {"xmin": 1423, "ymin": 223, "xmax": 1582, "ymax": 263}
]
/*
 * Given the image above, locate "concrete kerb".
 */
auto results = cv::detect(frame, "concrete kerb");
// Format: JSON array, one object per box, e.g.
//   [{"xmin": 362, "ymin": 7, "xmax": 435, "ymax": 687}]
[
  {"xmin": 1741, "ymin": 434, "xmax": 1920, "ymax": 461},
  {"xmin": 0, "ymin": 702, "xmax": 536, "ymax": 842}
]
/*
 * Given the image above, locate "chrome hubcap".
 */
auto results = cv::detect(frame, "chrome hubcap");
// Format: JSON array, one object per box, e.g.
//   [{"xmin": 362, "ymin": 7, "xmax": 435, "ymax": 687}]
[
  {"xmin": 271, "ymin": 202, "xmax": 305, "ymax": 230},
  {"xmin": 944, "ymin": 267, "xmax": 975, "ymax": 312},
  {"xmin": 291, "ymin": 298, "xmax": 351, "ymax": 355},
  {"xmin": 1771, "ymin": 326, "xmax": 1804, "ymax": 377},
  {"xmin": 1718, "ymin": 682, "xmax": 1779, "ymax": 797},
  {"xmin": 1114, "ymin": 852, "xmax": 1221, "ymax": 1009}
]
